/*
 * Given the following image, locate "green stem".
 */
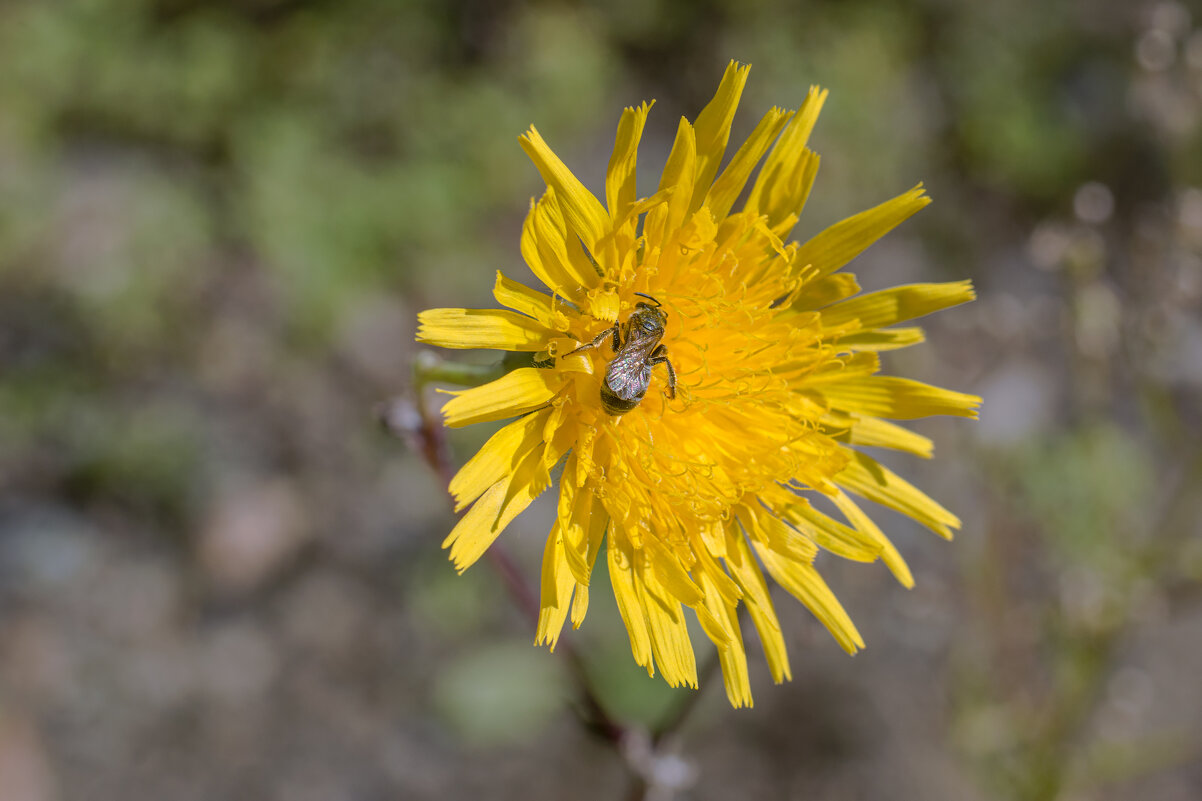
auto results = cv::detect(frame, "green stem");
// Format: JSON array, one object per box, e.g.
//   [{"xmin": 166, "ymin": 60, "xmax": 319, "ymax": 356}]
[
  {"xmin": 403, "ymin": 348, "xmax": 716, "ymax": 798},
  {"xmin": 412, "ymin": 350, "xmax": 509, "ymax": 388},
  {"xmin": 406, "ymin": 354, "xmax": 633, "ymax": 743}
]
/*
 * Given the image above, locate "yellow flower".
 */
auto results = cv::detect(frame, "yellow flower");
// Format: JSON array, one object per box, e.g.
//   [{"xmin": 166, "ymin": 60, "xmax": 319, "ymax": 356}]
[{"xmin": 417, "ymin": 61, "xmax": 980, "ymax": 707}]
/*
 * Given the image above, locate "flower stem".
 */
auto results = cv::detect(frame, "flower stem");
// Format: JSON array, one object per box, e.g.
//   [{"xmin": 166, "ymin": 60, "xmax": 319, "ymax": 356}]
[
  {"xmin": 387, "ymin": 352, "xmax": 714, "ymax": 798},
  {"xmin": 400, "ymin": 357, "xmax": 631, "ymax": 746},
  {"xmin": 412, "ymin": 350, "xmax": 509, "ymax": 387}
]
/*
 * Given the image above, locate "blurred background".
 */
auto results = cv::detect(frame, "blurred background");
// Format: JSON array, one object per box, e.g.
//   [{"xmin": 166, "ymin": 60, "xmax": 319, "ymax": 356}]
[{"xmin": 2, "ymin": 0, "xmax": 1201, "ymax": 799}]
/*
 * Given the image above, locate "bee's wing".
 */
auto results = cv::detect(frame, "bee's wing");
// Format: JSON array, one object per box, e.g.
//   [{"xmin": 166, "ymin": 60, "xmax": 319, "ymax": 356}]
[{"xmin": 605, "ymin": 351, "xmax": 652, "ymax": 401}]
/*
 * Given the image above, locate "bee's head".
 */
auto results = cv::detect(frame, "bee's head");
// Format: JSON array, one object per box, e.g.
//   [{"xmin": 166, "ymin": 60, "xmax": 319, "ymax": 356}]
[{"xmin": 632, "ymin": 301, "xmax": 668, "ymax": 331}]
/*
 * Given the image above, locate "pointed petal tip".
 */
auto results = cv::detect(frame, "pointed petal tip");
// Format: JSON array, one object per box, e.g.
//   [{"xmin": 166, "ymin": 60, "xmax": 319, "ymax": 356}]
[
  {"xmin": 731, "ymin": 693, "xmax": 754, "ymax": 709},
  {"xmin": 965, "ymin": 393, "xmax": 984, "ymax": 419},
  {"xmin": 888, "ymin": 555, "xmax": 917, "ymax": 588}
]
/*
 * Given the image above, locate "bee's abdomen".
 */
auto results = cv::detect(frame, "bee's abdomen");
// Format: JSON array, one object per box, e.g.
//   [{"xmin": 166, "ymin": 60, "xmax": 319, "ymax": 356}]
[{"xmin": 600, "ymin": 383, "xmax": 643, "ymax": 415}]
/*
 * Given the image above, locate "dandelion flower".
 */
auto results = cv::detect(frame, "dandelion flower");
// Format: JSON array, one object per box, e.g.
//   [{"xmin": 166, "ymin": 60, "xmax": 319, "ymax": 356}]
[{"xmin": 417, "ymin": 61, "xmax": 980, "ymax": 707}]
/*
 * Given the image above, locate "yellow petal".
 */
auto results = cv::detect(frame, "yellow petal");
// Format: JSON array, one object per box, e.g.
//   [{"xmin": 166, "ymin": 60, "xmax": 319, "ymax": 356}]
[
  {"xmin": 559, "ymin": 455, "xmax": 598, "ymax": 586},
  {"xmin": 521, "ymin": 192, "xmax": 586, "ymax": 298},
  {"xmin": 443, "ymin": 472, "xmax": 545, "ymax": 573},
  {"xmin": 520, "ymin": 126, "xmax": 610, "ymax": 255},
  {"xmin": 692, "ymin": 601, "xmax": 732, "ymax": 650},
  {"xmin": 636, "ymin": 563, "xmax": 698, "ymax": 688},
  {"xmin": 643, "ymin": 535, "xmax": 705, "ymax": 607},
  {"xmin": 439, "ymin": 367, "xmax": 562, "ymax": 428},
  {"xmin": 416, "ymin": 308, "xmax": 548, "ymax": 351},
  {"xmin": 836, "ymin": 328, "xmax": 926, "ymax": 351},
  {"xmin": 766, "ymin": 491, "xmax": 883, "ymax": 563},
  {"xmin": 655, "ymin": 117, "xmax": 698, "ymax": 244},
  {"xmin": 608, "ymin": 536, "xmax": 654, "ymax": 675},
  {"xmin": 569, "ymin": 583, "xmax": 589, "ymax": 628},
  {"xmin": 689, "ymin": 60, "xmax": 751, "ymax": 213},
  {"xmin": 800, "ymin": 351, "xmax": 881, "ymax": 385},
  {"xmin": 736, "ymin": 503, "xmax": 817, "ymax": 564},
  {"xmin": 745, "ymin": 85, "xmax": 828, "ymax": 229},
  {"xmin": 724, "ymin": 525, "xmax": 791, "ymax": 683},
  {"xmin": 692, "ymin": 544, "xmax": 743, "ymax": 607},
  {"xmin": 698, "ymin": 569, "xmax": 753, "ymax": 708},
  {"xmin": 584, "ymin": 495, "xmax": 608, "ymax": 575},
  {"xmin": 557, "ymin": 472, "xmax": 583, "ymax": 577},
  {"xmin": 842, "ymin": 415, "xmax": 934, "ymax": 458},
  {"xmin": 497, "ymin": 440, "xmax": 554, "ymax": 524},
  {"xmin": 836, "ymin": 450, "xmax": 961, "ymax": 540},
  {"xmin": 821, "ymin": 281, "xmax": 977, "ymax": 330},
  {"xmin": 697, "ymin": 520, "xmax": 727, "ymax": 559},
  {"xmin": 493, "ymin": 271, "xmax": 572, "ymax": 330},
  {"xmin": 753, "ymin": 540, "xmax": 865, "ymax": 654},
  {"xmin": 793, "ymin": 184, "xmax": 931, "ymax": 282},
  {"xmin": 704, "ymin": 106, "xmax": 793, "ymax": 220},
  {"xmin": 522, "ymin": 189, "xmax": 603, "ymax": 297},
  {"xmin": 606, "ymin": 101, "xmax": 653, "ymax": 220},
  {"xmin": 816, "ymin": 376, "xmax": 981, "ymax": 420},
  {"xmin": 794, "ymin": 273, "xmax": 861, "ymax": 311},
  {"xmin": 831, "ymin": 489, "xmax": 914, "ymax": 588},
  {"xmin": 448, "ymin": 408, "xmax": 549, "ymax": 512},
  {"xmin": 536, "ymin": 522, "xmax": 575, "ymax": 650}
]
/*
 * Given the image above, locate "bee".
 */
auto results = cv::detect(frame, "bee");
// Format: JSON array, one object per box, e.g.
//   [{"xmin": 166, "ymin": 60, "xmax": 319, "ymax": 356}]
[{"xmin": 565, "ymin": 293, "xmax": 677, "ymax": 415}]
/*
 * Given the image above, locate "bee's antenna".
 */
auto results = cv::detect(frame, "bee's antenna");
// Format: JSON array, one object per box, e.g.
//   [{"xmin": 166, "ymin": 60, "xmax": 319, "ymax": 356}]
[{"xmin": 633, "ymin": 292, "xmax": 662, "ymax": 307}]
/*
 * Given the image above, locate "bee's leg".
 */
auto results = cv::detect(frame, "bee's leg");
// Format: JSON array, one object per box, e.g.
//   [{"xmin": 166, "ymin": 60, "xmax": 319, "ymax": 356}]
[
  {"xmin": 564, "ymin": 326, "xmax": 617, "ymax": 357},
  {"xmin": 649, "ymin": 345, "xmax": 677, "ymax": 399}
]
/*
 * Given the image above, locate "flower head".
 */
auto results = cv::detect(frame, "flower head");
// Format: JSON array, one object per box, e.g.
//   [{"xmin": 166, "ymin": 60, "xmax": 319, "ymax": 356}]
[{"xmin": 417, "ymin": 61, "xmax": 980, "ymax": 707}]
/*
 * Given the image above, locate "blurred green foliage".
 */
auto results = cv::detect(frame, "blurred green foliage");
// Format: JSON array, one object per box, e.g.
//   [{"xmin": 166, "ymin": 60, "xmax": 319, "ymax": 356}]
[
  {"xmin": 1018, "ymin": 424, "xmax": 1154, "ymax": 571},
  {"xmin": 434, "ymin": 640, "xmax": 567, "ymax": 745}
]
